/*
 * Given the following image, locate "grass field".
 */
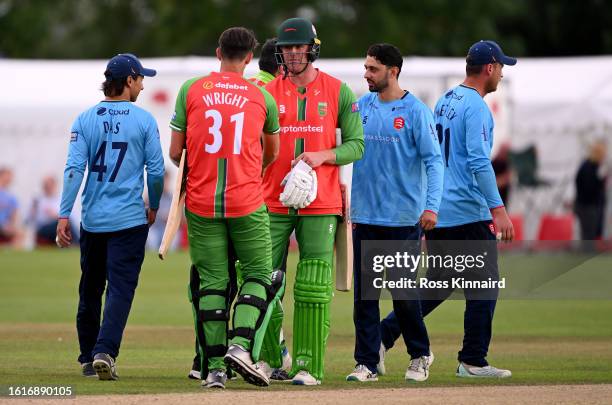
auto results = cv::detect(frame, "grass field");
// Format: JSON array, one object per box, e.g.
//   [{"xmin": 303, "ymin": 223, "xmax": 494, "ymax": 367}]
[{"xmin": 0, "ymin": 249, "xmax": 611, "ymax": 396}]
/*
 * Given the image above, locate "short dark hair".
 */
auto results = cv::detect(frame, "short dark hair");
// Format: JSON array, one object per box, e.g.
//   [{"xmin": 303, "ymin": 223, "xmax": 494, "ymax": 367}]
[
  {"xmin": 101, "ymin": 72, "xmax": 136, "ymax": 97},
  {"xmin": 219, "ymin": 27, "xmax": 258, "ymax": 61},
  {"xmin": 466, "ymin": 64, "xmax": 485, "ymax": 76},
  {"xmin": 259, "ymin": 38, "xmax": 278, "ymax": 74},
  {"xmin": 367, "ymin": 43, "xmax": 403, "ymax": 77}
]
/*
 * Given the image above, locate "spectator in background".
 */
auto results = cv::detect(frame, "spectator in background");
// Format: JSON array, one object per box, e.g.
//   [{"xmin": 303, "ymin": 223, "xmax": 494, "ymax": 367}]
[
  {"xmin": 0, "ymin": 167, "xmax": 23, "ymax": 247},
  {"xmin": 29, "ymin": 176, "xmax": 65, "ymax": 246},
  {"xmin": 492, "ymin": 142, "xmax": 512, "ymax": 205},
  {"xmin": 575, "ymin": 140, "xmax": 607, "ymax": 245}
]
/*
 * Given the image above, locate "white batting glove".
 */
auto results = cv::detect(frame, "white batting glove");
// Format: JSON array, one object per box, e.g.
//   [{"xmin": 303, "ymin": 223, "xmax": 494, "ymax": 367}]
[
  {"xmin": 284, "ymin": 184, "xmax": 308, "ymax": 208},
  {"xmin": 293, "ymin": 161, "xmax": 318, "ymax": 208},
  {"xmin": 280, "ymin": 161, "xmax": 313, "ymax": 208},
  {"xmin": 300, "ymin": 169, "xmax": 317, "ymax": 208}
]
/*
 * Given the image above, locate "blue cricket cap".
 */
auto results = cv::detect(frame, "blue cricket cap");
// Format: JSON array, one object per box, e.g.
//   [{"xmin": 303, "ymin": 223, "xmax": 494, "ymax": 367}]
[
  {"xmin": 466, "ymin": 40, "xmax": 517, "ymax": 66},
  {"xmin": 105, "ymin": 53, "xmax": 156, "ymax": 79}
]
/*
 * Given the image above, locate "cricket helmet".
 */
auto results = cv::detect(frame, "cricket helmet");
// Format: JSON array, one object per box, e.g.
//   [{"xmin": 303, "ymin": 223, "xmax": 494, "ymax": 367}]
[{"xmin": 276, "ymin": 17, "xmax": 321, "ymax": 62}]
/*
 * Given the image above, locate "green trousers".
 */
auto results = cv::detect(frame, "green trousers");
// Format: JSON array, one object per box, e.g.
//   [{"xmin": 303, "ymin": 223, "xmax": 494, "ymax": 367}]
[
  {"xmin": 186, "ymin": 205, "xmax": 272, "ymax": 371},
  {"xmin": 270, "ymin": 213, "xmax": 337, "ymax": 267}
]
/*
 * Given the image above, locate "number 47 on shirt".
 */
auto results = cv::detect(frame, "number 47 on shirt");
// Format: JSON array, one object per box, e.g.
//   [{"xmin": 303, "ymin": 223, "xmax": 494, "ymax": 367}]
[{"xmin": 90, "ymin": 141, "xmax": 128, "ymax": 182}]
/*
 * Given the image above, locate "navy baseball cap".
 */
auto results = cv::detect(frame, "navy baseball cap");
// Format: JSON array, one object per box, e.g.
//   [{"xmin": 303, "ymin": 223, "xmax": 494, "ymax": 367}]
[
  {"xmin": 466, "ymin": 40, "xmax": 517, "ymax": 66},
  {"xmin": 105, "ymin": 53, "xmax": 156, "ymax": 79}
]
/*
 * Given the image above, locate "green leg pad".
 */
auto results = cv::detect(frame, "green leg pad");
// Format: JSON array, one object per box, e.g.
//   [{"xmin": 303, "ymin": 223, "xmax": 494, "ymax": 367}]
[
  {"xmin": 258, "ymin": 295, "xmax": 285, "ymax": 368},
  {"xmin": 199, "ymin": 293, "xmax": 228, "ymax": 371},
  {"xmin": 187, "ymin": 266, "xmax": 229, "ymax": 372},
  {"xmin": 291, "ymin": 259, "xmax": 332, "ymax": 381},
  {"xmin": 230, "ymin": 271, "xmax": 285, "ymax": 362},
  {"xmin": 230, "ymin": 280, "xmax": 267, "ymax": 351},
  {"xmin": 188, "ymin": 266, "xmax": 230, "ymax": 375}
]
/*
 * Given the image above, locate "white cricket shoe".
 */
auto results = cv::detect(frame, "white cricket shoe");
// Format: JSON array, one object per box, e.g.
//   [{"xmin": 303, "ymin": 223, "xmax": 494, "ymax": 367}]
[
  {"xmin": 202, "ymin": 369, "xmax": 227, "ymax": 389},
  {"xmin": 405, "ymin": 352, "xmax": 434, "ymax": 382},
  {"xmin": 377, "ymin": 342, "xmax": 386, "ymax": 375},
  {"xmin": 256, "ymin": 360, "xmax": 273, "ymax": 379},
  {"xmin": 346, "ymin": 364, "xmax": 378, "ymax": 382},
  {"xmin": 223, "ymin": 344, "xmax": 270, "ymax": 387},
  {"xmin": 291, "ymin": 370, "xmax": 321, "ymax": 386},
  {"xmin": 456, "ymin": 362, "xmax": 512, "ymax": 378},
  {"xmin": 93, "ymin": 353, "xmax": 118, "ymax": 381}
]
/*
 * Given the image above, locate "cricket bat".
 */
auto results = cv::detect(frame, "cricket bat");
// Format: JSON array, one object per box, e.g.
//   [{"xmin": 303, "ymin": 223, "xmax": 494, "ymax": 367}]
[
  {"xmin": 335, "ymin": 183, "xmax": 353, "ymax": 291},
  {"xmin": 158, "ymin": 149, "xmax": 187, "ymax": 260}
]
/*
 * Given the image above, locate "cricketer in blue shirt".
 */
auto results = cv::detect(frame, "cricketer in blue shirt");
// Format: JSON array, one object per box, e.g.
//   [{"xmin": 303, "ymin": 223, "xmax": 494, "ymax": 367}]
[
  {"xmin": 379, "ymin": 40, "xmax": 517, "ymax": 380},
  {"xmin": 59, "ymin": 100, "xmax": 164, "ymax": 231},
  {"xmin": 56, "ymin": 54, "xmax": 163, "ymax": 380},
  {"xmin": 351, "ymin": 91, "xmax": 443, "ymax": 225},
  {"xmin": 347, "ymin": 43, "xmax": 443, "ymax": 383},
  {"xmin": 433, "ymin": 84, "xmax": 503, "ymax": 227}
]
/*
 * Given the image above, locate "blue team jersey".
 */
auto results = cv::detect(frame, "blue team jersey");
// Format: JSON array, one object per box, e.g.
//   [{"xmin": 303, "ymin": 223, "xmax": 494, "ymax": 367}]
[
  {"xmin": 351, "ymin": 92, "xmax": 443, "ymax": 226},
  {"xmin": 0, "ymin": 189, "xmax": 18, "ymax": 227},
  {"xmin": 60, "ymin": 100, "xmax": 165, "ymax": 232},
  {"xmin": 433, "ymin": 84, "xmax": 503, "ymax": 227}
]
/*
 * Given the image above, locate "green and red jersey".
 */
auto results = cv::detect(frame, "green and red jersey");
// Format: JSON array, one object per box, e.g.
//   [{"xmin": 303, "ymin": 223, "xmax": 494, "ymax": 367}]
[
  {"xmin": 171, "ymin": 71, "xmax": 280, "ymax": 218},
  {"xmin": 263, "ymin": 70, "xmax": 364, "ymax": 215},
  {"xmin": 248, "ymin": 70, "xmax": 276, "ymax": 87}
]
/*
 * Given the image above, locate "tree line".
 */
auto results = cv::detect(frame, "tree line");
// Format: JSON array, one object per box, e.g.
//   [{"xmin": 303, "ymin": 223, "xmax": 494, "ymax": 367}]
[{"xmin": 1, "ymin": 0, "xmax": 610, "ymax": 59}]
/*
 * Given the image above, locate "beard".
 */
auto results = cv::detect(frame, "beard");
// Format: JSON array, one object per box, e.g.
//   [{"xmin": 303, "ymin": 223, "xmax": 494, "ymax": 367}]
[
  {"xmin": 368, "ymin": 77, "xmax": 389, "ymax": 93},
  {"xmin": 485, "ymin": 75, "xmax": 501, "ymax": 94},
  {"xmin": 129, "ymin": 89, "xmax": 140, "ymax": 102},
  {"xmin": 485, "ymin": 82, "xmax": 498, "ymax": 94}
]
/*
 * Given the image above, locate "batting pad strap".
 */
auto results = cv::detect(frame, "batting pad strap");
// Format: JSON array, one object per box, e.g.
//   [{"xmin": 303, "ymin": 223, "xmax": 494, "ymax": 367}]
[
  {"xmin": 193, "ymin": 288, "xmax": 227, "ymax": 300},
  {"xmin": 235, "ymin": 294, "xmax": 268, "ymax": 312},
  {"xmin": 199, "ymin": 309, "xmax": 229, "ymax": 322},
  {"xmin": 242, "ymin": 277, "xmax": 274, "ymax": 300},
  {"xmin": 228, "ymin": 327, "xmax": 256, "ymax": 340},
  {"xmin": 205, "ymin": 344, "xmax": 227, "ymax": 358}
]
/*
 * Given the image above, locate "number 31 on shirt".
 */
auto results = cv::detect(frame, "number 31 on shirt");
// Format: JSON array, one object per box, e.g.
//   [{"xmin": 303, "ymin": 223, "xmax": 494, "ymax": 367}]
[{"xmin": 204, "ymin": 109, "xmax": 244, "ymax": 154}]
